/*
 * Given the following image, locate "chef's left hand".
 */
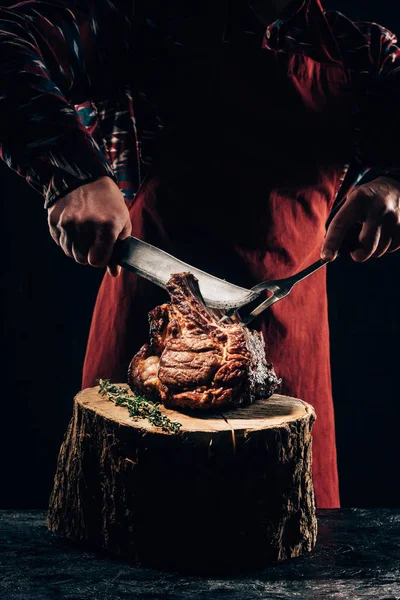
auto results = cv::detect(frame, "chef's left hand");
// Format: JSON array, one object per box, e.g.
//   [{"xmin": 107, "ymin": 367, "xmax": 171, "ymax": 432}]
[{"xmin": 321, "ymin": 176, "xmax": 400, "ymax": 262}]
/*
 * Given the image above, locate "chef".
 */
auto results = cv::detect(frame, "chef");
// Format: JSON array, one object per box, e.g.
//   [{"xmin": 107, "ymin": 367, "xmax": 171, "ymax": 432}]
[{"xmin": 0, "ymin": 0, "xmax": 399, "ymax": 508}]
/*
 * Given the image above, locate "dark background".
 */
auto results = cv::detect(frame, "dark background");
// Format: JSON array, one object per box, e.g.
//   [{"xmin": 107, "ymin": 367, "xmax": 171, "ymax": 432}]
[{"xmin": 0, "ymin": 0, "xmax": 399, "ymax": 509}]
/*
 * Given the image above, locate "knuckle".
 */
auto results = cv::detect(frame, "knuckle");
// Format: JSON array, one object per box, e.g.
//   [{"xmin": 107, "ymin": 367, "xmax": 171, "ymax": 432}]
[
  {"xmin": 49, "ymin": 228, "xmax": 59, "ymax": 244},
  {"xmin": 330, "ymin": 214, "xmax": 346, "ymax": 228},
  {"xmin": 59, "ymin": 216, "xmax": 76, "ymax": 231},
  {"xmin": 370, "ymin": 202, "xmax": 389, "ymax": 220},
  {"xmin": 60, "ymin": 232, "xmax": 73, "ymax": 247},
  {"xmin": 97, "ymin": 218, "xmax": 115, "ymax": 232},
  {"xmin": 350, "ymin": 187, "xmax": 370, "ymax": 203},
  {"xmin": 74, "ymin": 218, "xmax": 92, "ymax": 230},
  {"xmin": 48, "ymin": 212, "xmax": 57, "ymax": 227}
]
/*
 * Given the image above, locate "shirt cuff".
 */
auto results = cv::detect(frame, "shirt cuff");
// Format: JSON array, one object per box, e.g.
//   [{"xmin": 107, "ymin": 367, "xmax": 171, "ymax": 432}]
[
  {"xmin": 44, "ymin": 166, "xmax": 117, "ymax": 209},
  {"xmin": 23, "ymin": 138, "xmax": 118, "ymax": 209}
]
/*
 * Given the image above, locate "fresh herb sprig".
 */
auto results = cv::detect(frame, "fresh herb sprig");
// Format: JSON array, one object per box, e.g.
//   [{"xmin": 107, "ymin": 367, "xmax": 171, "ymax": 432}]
[{"xmin": 98, "ymin": 379, "xmax": 182, "ymax": 434}]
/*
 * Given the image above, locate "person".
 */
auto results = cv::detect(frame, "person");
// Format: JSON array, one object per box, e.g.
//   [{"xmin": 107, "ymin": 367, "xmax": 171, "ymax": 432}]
[{"xmin": 1, "ymin": 0, "xmax": 399, "ymax": 509}]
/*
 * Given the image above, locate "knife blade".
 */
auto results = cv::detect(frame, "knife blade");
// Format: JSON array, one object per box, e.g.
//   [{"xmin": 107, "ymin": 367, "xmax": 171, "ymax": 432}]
[{"xmin": 112, "ymin": 237, "xmax": 260, "ymax": 310}]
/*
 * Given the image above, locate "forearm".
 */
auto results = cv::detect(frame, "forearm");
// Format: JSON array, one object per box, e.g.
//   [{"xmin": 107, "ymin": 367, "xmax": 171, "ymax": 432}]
[
  {"xmin": 355, "ymin": 23, "xmax": 400, "ymax": 181},
  {"xmin": 0, "ymin": 1, "xmax": 126, "ymax": 207}
]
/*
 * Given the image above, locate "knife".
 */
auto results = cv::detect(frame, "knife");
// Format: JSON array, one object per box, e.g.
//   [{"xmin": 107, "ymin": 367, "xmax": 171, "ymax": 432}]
[
  {"xmin": 112, "ymin": 228, "xmax": 358, "ymax": 323},
  {"xmin": 112, "ymin": 236, "xmax": 260, "ymax": 310}
]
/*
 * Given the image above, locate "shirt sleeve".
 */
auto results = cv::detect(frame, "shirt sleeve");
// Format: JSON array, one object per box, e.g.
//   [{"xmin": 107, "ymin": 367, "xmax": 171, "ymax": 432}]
[
  {"xmin": 354, "ymin": 22, "xmax": 400, "ymax": 183},
  {"xmin": 0, "ymin": 0, "xmax": 132, "ymax": 208}
]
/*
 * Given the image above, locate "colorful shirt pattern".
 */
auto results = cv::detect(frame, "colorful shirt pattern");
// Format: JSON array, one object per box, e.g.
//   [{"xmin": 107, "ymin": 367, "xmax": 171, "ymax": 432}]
[{"xmin": 0, "ymin": 0, "xmax": 399, "ymax": 208}]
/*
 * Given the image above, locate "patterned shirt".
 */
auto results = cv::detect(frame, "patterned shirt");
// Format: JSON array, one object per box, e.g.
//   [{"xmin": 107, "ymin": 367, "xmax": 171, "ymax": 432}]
[{"xmin": 0, "ymin": 0, "xmax": 399, "ymax": 208}]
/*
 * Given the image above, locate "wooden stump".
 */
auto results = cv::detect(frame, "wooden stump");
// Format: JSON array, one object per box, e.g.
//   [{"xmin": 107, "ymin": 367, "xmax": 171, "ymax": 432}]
[{"xmin": 48, "ymin": 386, "xmax": 317, "ymax": 571}]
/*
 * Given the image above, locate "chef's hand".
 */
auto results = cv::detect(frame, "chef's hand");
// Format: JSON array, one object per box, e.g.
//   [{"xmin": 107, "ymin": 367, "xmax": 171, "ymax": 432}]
[
  {"xmin": 321, "ymin": 176, "xmax": 400, "ymax": 262},
  {"xmin": 47, "ymin": 176, "xmax": 131, "ymax": 277}
]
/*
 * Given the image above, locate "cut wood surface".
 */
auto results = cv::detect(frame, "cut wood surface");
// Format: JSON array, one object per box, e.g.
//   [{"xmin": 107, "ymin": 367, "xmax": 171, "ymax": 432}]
[
  {"xmin": 48, "ymin": 386, "xmax": 317, "ymax": 572},
  {"xmin": 78, "ymin": 385, "xmax": 312, "ymax": 432}
]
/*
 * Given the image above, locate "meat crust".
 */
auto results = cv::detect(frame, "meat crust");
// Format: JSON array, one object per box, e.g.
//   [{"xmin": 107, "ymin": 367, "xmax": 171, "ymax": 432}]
[{"xmin": 128, "ymin": 273, "xmax": 281, "ymax": 410}]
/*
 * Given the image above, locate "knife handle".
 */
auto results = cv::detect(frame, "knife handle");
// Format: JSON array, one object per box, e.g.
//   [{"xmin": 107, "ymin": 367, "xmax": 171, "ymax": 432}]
[{"xmin": 110, "ymin": 237, "xmax": 130, "ymax": 264}]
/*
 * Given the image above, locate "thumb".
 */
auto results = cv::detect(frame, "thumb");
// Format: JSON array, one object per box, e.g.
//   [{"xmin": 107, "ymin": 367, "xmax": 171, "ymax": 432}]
[{"xmin": 321, "ymin": 201, "xmax": 358, "ymax": 261}]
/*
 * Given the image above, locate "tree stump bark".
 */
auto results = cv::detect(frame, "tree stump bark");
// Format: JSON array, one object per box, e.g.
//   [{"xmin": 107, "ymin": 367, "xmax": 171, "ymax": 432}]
[{"xmin": 48, "ymin": 385, "xmax": 317, "ymax": 571}]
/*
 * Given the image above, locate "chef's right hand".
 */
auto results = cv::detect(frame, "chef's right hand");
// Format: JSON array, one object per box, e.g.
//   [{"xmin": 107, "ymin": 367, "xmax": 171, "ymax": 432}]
[{"xmin": 47, "ymin": 177, "xmax": 132, "ymax": 277}]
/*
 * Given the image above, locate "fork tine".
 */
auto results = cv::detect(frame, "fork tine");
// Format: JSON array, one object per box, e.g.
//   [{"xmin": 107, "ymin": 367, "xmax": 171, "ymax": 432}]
[
  {"xmin": 240, "ymin": 292, "xmax": 283, "ymax": 325},
  {"xmin": 219, "ymin": 307, "xmax": 238, "ymax": 323}
]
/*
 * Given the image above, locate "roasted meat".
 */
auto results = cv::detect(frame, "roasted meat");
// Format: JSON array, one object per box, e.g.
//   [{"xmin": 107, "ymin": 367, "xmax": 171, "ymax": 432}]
[{"xmin": 128, "ymin": 273, "xmax": 281, "ymax": 410}]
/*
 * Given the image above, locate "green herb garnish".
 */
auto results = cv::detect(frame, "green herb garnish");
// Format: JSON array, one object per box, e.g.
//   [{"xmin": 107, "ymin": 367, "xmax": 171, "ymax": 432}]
[{"xmin": 98, "ymin": 379, "xmax": 182, "ymax": 434}]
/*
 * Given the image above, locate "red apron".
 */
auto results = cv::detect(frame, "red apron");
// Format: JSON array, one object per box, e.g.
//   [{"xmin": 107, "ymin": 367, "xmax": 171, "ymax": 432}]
[{"xmin": 82, "ymin": 27, "xmax": 354, "ymax": 509}]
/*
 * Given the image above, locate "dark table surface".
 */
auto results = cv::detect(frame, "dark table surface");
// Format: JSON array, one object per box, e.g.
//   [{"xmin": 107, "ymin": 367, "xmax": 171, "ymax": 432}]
[{"xmin": 0, "ymin": 509, "xmax": 399, "ymax": 600}]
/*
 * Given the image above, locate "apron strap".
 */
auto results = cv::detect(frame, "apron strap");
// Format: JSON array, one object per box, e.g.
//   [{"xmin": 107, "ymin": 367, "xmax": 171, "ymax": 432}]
[
  {"xmin": 272, "ymin": 0, "xmax": 345, "ymax": 66},
  {"xmin": 302, "ymin": 0, "xmax": 345, "ymax": 65}
]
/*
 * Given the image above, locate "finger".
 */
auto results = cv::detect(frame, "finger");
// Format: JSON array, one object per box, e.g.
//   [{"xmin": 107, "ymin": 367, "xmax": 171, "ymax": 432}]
[
  {"xmin": 47, "ymin": 213, "xmax": 61, "ymax": 246},
  {"xmin": 88, "ymin": 225, "xmax": 118, "ymax": 268},
  {"xmin": 350, "ymin": 220, "xmax": 381, "ymax": 262},
  {"xmin": 387, "ymin": 232, "xmax": 400, "ymax": 253},
  {"xmin": 72, "ymin": 242, "xmax": 89, "ymax": 265},
  {"xmin": 321, "ymin": 202, "xmax": 359, "ymax": 261},
  {"xmin": 371, "ymin": 230, "xmax": 392, "ymax": 258},
  {"xmin": 49, "ymin": 226, "xmax": 61, "ymax": 246},
  {"xmin": 339, "ymin": 222, "xmax": 363, "ymax": 254},
  {"xmin": 107, "ymin": 217, "xmax": 132, "ymax": 277},
  {"xmin": 59, "ymin": 231, "xmax": 74, "ymax": 258},
  {"xmin": 58, "ymin": 217, "xmax": 78, "ymax": 258},
  {"xmin": 72, "ymin": 223, "xmax": 96, "ymax": 265}
]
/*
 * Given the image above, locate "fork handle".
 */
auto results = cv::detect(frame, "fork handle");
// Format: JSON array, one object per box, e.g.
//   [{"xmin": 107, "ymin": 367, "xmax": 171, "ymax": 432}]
[{"xmin": 250, "ymin": 258, "xmax": 329, "ymax": 295}]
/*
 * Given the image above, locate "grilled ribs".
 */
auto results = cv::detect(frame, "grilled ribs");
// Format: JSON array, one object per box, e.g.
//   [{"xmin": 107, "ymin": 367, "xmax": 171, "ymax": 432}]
[{"xmin": 128, "ymin": 273, "xmax": 281, "ymax": 410}]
